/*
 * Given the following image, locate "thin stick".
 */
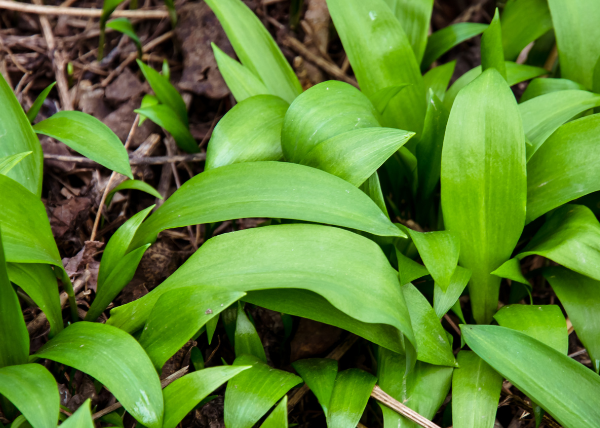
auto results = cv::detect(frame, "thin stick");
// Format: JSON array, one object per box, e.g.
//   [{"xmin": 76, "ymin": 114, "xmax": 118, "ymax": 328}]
[
  {"xmin": 44, "ymin": 152, "xmax": 206, "ymax": 166},
  {"xmin": 371, "ymin": 385, "xmax": 441, "ymax": 428},
  {"xmin": 89, "ymin": 114, "xmax": 139, "ymax": 242},
  {"xmin": 0, "ymin": 1, "xmax": 169, "ymax": 18}
]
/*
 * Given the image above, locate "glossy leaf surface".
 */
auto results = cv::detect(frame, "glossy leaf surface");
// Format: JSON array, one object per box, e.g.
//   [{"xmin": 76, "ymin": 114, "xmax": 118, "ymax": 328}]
[
  {"xmin": 480, "ymin": 9, "xmax": 506, "ymax": 79},
  {"xmin": 291, "ymin": 359, "xmax": 338, "ymax": 416},
  {"xmin": 423, "ymin": 61, "xmax": 455, "ymax": 102},
  {"xmin": 501, "ymin": 0, "xmax": 552, "ymax": 61},
  {"xmin": 260, "ymin": 396, "xmax": 288, "ymax": 428},
  {"xmin": 0, "ymin": 152, "xmax": 32, "ymax": 175},
  {"xmin": 383, "ymin": 0, "xmax": 434, "ymax": 63},
  {"xmin": 106, "ymin": 180, "xmax": 162, "ymax": 206},
  {"xmin": 234, "ymin": 302, "xmax": 267, "ymax": 363},
  {"xmin": 135, "ymin": 105, "xmax": 198, "ymax": 153},
  {"xmin": 327, "ymin": 369, "xmax": 376, "ymax": 428},
  {"xmin": 422, "ymin": 23, "xmax": 487, "ymax": 71},
  {"xmin": 520, "ymin": 78, "xmax": 586, "ymax": 103},
  {"xmin": 26, "ymin": 82, "xmax": 56, "ymax": 123},
  {"xmin": 433, "ymin": 266, "xmax": 471, "ymax": 319}
]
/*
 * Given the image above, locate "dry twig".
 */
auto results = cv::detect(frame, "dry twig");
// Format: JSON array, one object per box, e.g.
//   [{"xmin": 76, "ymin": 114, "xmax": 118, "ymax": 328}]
[
  {"xmin": 371, "ymin": 386, "xmax": 441, "ymax": 428},
  {"xmin": 0, "ymin": 1, "xmax": 169, "ymax": 19}
]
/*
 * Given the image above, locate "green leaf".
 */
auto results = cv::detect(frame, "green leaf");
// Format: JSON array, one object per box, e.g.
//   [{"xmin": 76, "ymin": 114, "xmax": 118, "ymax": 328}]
[
  {"xmin": 377, "ymin": 347, "xmax": 453, "ymax": 428},
  {"xmin": 26, "ymin": 82, "xmax": 56, "ymax": 123},
  {"xmin": 462, "ymin": 324, "xmax": 600, "ymax": 428},
  {"xmin": 360, "ymin": 172, "xmax": 389, "ymax": 216},
  {"xmin": 520, "ymin": 78, "xmax": 586, "ymax": 103},
  {"xmin": 109, "ymin": 224, "xmax": 416, "ymax": 353},
  {"xmin": 60, "ymin": 399, "xmax": 94, "ymax": 428},
  {"xmin": 544, "ymin": 267, "xmax": 600, "ymax": 372},
  {"xmin": 162, "ymin": 365, "xmax": 250, "ymax": 428},
  {"xmin": 138, "ymin": 94, "xmax": 159, "ymax": 126},
  {"xmin": 234, "ymin": 302, "xmax": 267, "ymax": 363},
  {"xmin": 135, "ymin": 105, "xmax": 197, "ymax": 153},
  {"xmin": 33, "ymin": 111, "xmax": 133, "ymax": 179},
  {"xmin": 7, "ymin": 263, "xmax": 62, "ymax": 337},
  {"xmin": 422, "ymin": 23, "xmax": 488, "ymax": 71},
  {"xmin": 382, "ymin": 0, "xmax": 434, "ymax": 64},
  {"xmin": 494, "ymin": 304, "xmax": 568, "ymax": 354},
  {"xmin": 204, "ymin": 0, "xmax": 301, "ymax": 104},
  {"xmin": 490, "ymin": 257, "xmax": 531, "ymax": 291},
  {"xmin": 0, "ymin": 152, "xmax": 32, "ymax": 176},
  {"xmin": 327, "ymin": 0, "xmax": 426, "ymax": 134},
  {"xmin": 137, "ymin": 60, "xmax": 188, "ymax": 127},
  {"xmin": 520, "ymin": 90, "xmax": 600, "ymax": 160},
  {"xmin": 433, "ymin": 266, "xmax": 471, "ymax": 319},
  {"xmin": 224, "ymin": 355, "xmax": 302, "ymax": 428},
  {"xmin": 402, "ymin": 283, "xmax": 456, "ymax": 366},
  {"xmin": 205, "ymin": 95, "xmax": 287, "ymax": 170},
  {"xmin": 501, "ymin": 0, "xmax": 552, "ymax": 61},
  {"xmin": 441, "ymin": 69, "xmax": 526, "ymax": 324},
  {"xmin": 480, "ymin": 9, "xmax": 506, "ymax": 80},
  {"xmin": 547, "ymin": 0, "xmax": 600, "ymax": 89},
  {"xmin": 0, "ymin": 72, "xmax": 43, "ymax": 196},
  {"xmin": 0, "ymin": 228, "xmax": 28, "ymax": 368},
  {"xmin": 128, "ymin": 162, "xmax": 403, "ymax": 249},
  {"xmin": 106, "ymin": 179, "xmax": 162, "ymax": 206},
  {"xmin": 444, "ymin": 62, "xmax": 547, "ymax": 109},
  {"xmin": 35, "ymin": 322, "xmax": 164, "ymax": 428},
  {"xmin": 106, "ymin": 18, "xmax": 141, "ymax": 55},
  {"xmin": 369, "ymin": 85, "xmax": 410, "ymax": 114},
  {"xmin": 101, "ymin": 0, "xmax": 124, "ymax": 19},
  {"xmin": 423, "ymin": 61, "xmax": 456, "ymax": 102},
  {"xmin": 0, "ymin": 364, "xmax": 59, "ymax": 428},
  {"xmin": 452, "ymin": 351, "xmax": 503, "ymax": 428},
  {"xmin": 395, "ymin": 247, "xmax": 429, "ymax": 286},
  {"xmin": 291, "ymin": 359, "xmax": 337, "ymax": 416},
  {"xmin": 211, "ymin": 43, "xmax": 269, "ymax": 103},
  {"xmin": 326, "ymin": 369, "xmax": 376, "ymax": 428},
  {"xmin": 527, "ymin": 114, "xmax": 600, "ymax": 222},
  {"xmin": 260, "ymin": 396, "xmax": 288, "ymax": 428}
]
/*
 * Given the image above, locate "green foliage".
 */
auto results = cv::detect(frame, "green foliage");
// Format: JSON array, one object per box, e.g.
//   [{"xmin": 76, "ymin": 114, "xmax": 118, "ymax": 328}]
[
  {"xmin": 26, "ymin": 82, "xmax": 55, "ymax": 123},
  {"xmin": 106, "ymin": 18, "xmax": 141, "ymax": 58}
]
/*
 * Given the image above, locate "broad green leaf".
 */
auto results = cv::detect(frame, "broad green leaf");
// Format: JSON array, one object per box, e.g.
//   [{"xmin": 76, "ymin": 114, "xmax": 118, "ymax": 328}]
[
  {"xmin": 444, "ymin": 62, "xmax": 547, "ymax": 109},
  {"xmin": 544, "ymin": 267, "xmax": 600, "ymax": 372},
  {"xmin": 480, "ymin": 9, "xmax": 506, "ymax": 80},
  {"xmin": 0, "ymin": 73, "xmax": 43, "ymax": 196},
  {"xmin": 206, "ymin": 95, "xmax": 287, "ymax": 170},
  {"xmin": 128, "ymin": 162, "xmax": 403, "ymax": 249},
  {"xmin": 224, "ymin": 355, "xmax": 302, "ymax": 428},
  {"xmin": 162, "ymin": 365, "xmax": 250, "ymax": 428},
  {"xmin": 433, "ymin": 266, "xmax": 471, "ymax": 319},
  {"xmin": 377, "ymin": 347, "xmax": 453, "ymax": 428},
  {"xmin": 0, "ymin": 364, "xmax": 59, "ymax": 428},
  {"xmin": 441, "ymin": 69, "xmax": 526, "ymax": 324},
  {"xmin": 327, "ymin": 0, "xmax": 426, "ymax": 134},
  {"xmin": 211, "ymin": 43, "xmax": 269, "ymax": 102},
  {"xmin": 109, "ymin": 224, "xmax": 416, "ymax": 353},
  {"xmin": 369, "ymin": 85, "xmax": 410, "ymax": 113},
  {"xmin": 260, "ymin": 396, "xmax": 287, "ymax": 428},
  {"xmin": 520, "ymin": 90, "xmax": 600, "ymax": 160},
  {"xmin": 382, "ymin": 0, "xmax": 434, "ymax": 63},
  {"xmin": 520, "ymin": 78, "xmax": 586, "ymax": 103},
  {"xmin": 527, "ymin": 114, "xmax": 600, "ymax": 222},
  {"xmin": 33, "ymin": 111, "xmax": 133, "ymax": 179},
  {"xmin": 291, "ymin": 359, "xmax": 338, "ymax": 416},
  {"xmin": 494, "ymin": 304, "xmax": 568, "ymax": 354},
  {"xmin": 501, "ymin": 0, "xmax": 552, "ymax": 61},
  {"xmin": 204, "ymin": 0, "xmax": 301, "ymax": 104},
  {"xmin": 138, "ymin": 94, "xmax": 159, "ymax": 126},
  {"xmin": 0, "ymin": 227, "xmax": 28, "ymax": 368},
  {"xmin": 422, "ymin": 23, "xmax": 488, "ymax": 71},
  {"xmin": 452, "ymin": 351, "xmax": 503, "ymax": 428},
  {"xmin": 327, "ymin": 369, "xmax": 377, "ymax": 428},
  {"xmin": 137, "ymin": 60, "xmax": 188, "ymax": 126},
  {"xmin": 395, "ymin": 247, "xmax": 429, "ymax": 286},
  {"xmin": 26, "ymin": 82, "xmax": 56, "ymax": 123},
  {"xmin": 7, "ymin": 263, "xmax": 62, "ymax": 337},
  {"xmin": 106, "ymin": 18, "xmax": 141, "ymax": 56},
  {"xmin": 0, "ymin": 152, "xmax": 32, "ymax": 175},
  {"xmin": 106, "ymin": 179, "xmax": 162, "ymax": 206},
  {"xmin": 547, "ymin": 0, "xmax": 600, "ymax": 89},
  {"xmin": 462, "ymin": 324, "xmax": 600, "ymax": 428},
  {"xmin": 35, "ymin": 322, "xmax": 163, "ymax": 428},
  {"xmin": 60, "ymin": 399, "xmax": 94, "ymax": 428},
  {"xmin": 135, "ymin": 105, "xmax": 198, "ymax": 153},
  {"xmin": 423, "ymin": 61, "xmax": 455, "ymax": 102},
  {"xmin": 490, "ymin": 257, "xmax": 531, "ymax": 291},
  {"xmin": 402, "ymin": 283, "xmax": 456, "ymax": 366},
  {"xmin": 360, "ymin": 172, "xmax": 389, "ymax": 216},
  {"xmin": 234, "ymin": 302, "xmax": 267, "ymax": 363}
]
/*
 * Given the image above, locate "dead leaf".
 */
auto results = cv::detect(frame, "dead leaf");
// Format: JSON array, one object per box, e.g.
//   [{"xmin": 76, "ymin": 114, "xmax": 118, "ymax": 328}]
[{"xmin": 105, "ymin": 67, "xmax": 147, "ymax": 103}]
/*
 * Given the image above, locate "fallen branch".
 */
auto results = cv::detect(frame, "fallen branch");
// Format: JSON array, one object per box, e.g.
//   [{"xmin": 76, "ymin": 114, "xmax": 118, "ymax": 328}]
[
  {"xmin": 371, "ymin": 386, "xmax": 441, "ymax": 428},
  {"xmin": 0, "ymin": 1, "xmax": 169, "ymax": 19},
  {"xmin": 44, "ymin": 152, "xmax": 206, "ymax": 165}
]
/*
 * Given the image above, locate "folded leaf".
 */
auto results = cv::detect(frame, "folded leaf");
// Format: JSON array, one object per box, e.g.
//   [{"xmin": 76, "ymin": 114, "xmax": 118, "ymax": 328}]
[
  {"xmin": 35, "ymin": 322, "xmax": 163, "ymax": 428},
  {"xmin": 0, "ymin": 364, "xmax": 59, "ymax": 428},
  {"xmin": 162, "ymin": 365, "xmax": 250, "ymax": 428},
  {"xmin": 462, "ymin": 324, "xmax": 600, "ymax": 428},
  {"xmin": 106, "ymin": 179, "xmax": 162, "ymax": 206},
  {"xmin": 501, "ymin": 0, "xmax": 552, "ymax": 61},
  {"xmin": 327, "ymin": 0, "xmax": 426, "ymax": 134},
  {"xmin": 234, "ymin": 302, "xmax": 267, "ymax": 363},
  {"xmin": 544, "ymin": 267, "xmax": 600, "ymax": 372},
  {"xmin": 291, "ymin": 359, "xmax": 338, "ymax": 416},
  {"xmin": 60, "ymin": 399, "xmax": 94, "ymax": 428},
  {"xmin": 135, "ymin": 105, "xmax": 198, "ymax": 153},
  {"xmin": 423, "ymin": 61, "xmax": 456, "ymax": 102},
  {"xmin": 327, "ymin": 369, "xmax": 377, "ymax": 428},
  {"xmin": 260, "ymin": 396, "xmax": 288, "ymax": 428},
  {"xmin": 26, "ymin": 82, "xmax": 56, "ymax": 123},
  {"xmin": 441, "ymin": 69, "xmax": 526, "ymax": 324},
  {"xmin": 204, "ymin": 0, "xmax": 302, "ymax": 103},
  {"xmin": 33, "ymin": 111, "xmax": 133, "ymax": 179},
  {"xmin": 520, "ymin": 78, "xmax": 586, "ymax": 103},
  {"xmin": 433, "ymin": 266, "xmax": 471, "ymax": 319},
  {"xmin": 480, "ymin": 9, "xmax": 506, "ymax": 79},
  {"xmin": 383, "ymin": 0, "xmax": 434, "ymax": 64},
  {"xmin": 422, "ymin": 23, "xmax": 488, "ymax": 71},
  {"xmin": 224, "ymin": 355, "xmax": 302, "ymax": 428},
  {"xmin": 109, "ymin": 224, "xmax": 416, "ymax": 352},
  {"xmin": 0, "ymin": 152, "xmax": 32, "ymax": 175},
  {"xmin": 206, "ymin": 95, "xmax": 287, "ymax": 170},
  {"xmin": 0, "ymin": 74, "xmax": 43, "ymax": 196},
  {"xmin": 129, "ymin": 162, "xmax": 403, "ymax": 249},
  {"xmin": 452, "ymin": 351, "xmax": 503, "ymax": 428}
]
